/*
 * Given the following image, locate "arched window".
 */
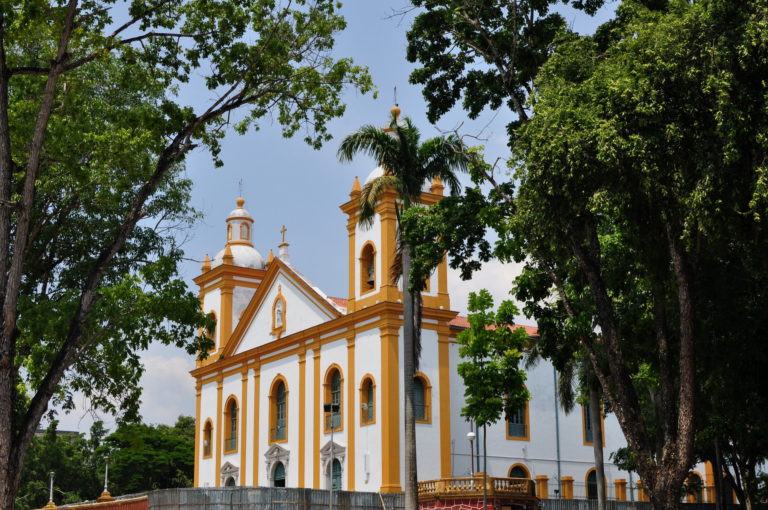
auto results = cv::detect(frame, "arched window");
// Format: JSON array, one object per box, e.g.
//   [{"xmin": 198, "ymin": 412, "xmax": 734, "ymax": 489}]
[
  {"xmin": 331, "ymin": 459, "xmax": 342, "ymax": 490},
  {"xmin": 223, "ymin": 397, "xmax": 238, "ymax": 453},
  {"xmin": 273, "ymin": 461, "xmax": 286, "ymax": 487},
  {"xmin": 508, "ymin": 464, "xmax": 530, "ymax": 479},
  {"xmin": 360, "ymin": 375, "xmax": 375, "ymax": 425},
  {"xmin": 225, "ymin": 477, "xmax": 236, "ymax": 487},
  {"xmin": 686, "ymin": 473, "xmax": 703, "ymax": 503},
  {"xmin": 359, "ymin": 243, "xmax": 376, "ymax": 293},
  {"xmin": 413, "ymin": 373, "xmax": 432, "ymax": 423},
  {"xmin": 506, "ymin": 389, "xmax": 530, "ymax": 441},
  {"xmin": 587, "ymin": 469, "xmax": 598, "ymax": 500},
  {"xmin": 270, "ymin": 377, "xmax": 288, "ymax": 443},
  {"xmin": 240, "ymin": 222, "xmax": 250, "ymax": 240},
  {"xmin": 203, "ymin": 420, "xmax": 213, "ymax": 458},
  {"xmin": 324, "ymin": 366, "xmax": 343, "ymax": 432},
  {"xmin": 227, "ymin": 223, "xmax": 232, "ymax": 240}
]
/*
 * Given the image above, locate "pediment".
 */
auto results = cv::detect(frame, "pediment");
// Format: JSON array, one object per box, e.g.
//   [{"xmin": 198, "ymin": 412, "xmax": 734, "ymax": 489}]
[
  {"xmin": 223, "ymin": 258, "xmax": 342, "ymax": 356},
  {"xmin": 220, "ymin": 461, "xmax": 239, "ymax": 476}
]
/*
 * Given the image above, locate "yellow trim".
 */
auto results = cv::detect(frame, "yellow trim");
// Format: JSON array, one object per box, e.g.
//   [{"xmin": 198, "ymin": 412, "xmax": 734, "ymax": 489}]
[
  {"xmin": 561, "ymin": 476, "xmax": 574, "ymax": 499},
  {"xmin": 223, "ymin": 394, "xmax": 240, "ymax": 454},
  {"xmin": 298, "ymin": 351, "xmax": 307, "ymax": 487},
  {"xmin": 268, "ymin": 375, "xmax": 289, "ymax": 444},
  {"xmin": 380, "ymin": 325, "xmax": 401, "ymax": 493},
  {"xmin": 240, "ymin": 372, "xmax": 248, "ymax": 485},
  {"xmin": 251, "ymin": 365, "xmax": 261, "ymax": 486},
  {"xmin": 413, "ymin": 371, "xmax": 432, "ymax": 424},
  {"xmin": 194, "ymin": 383, "xmax": 202, "ymax": 486},
  {"xmin": 271, "ymin": 288, "xmax": 287, "ymax": 338},
  {"xmin": 615, "ymin": 478, "xmax": 627, "ymax": 501},
  {"xmin": 346, "ymin": 215, "xmax": 357, "ymax": 312},
  {"xmin": 359, "ymin": 374, "xmax": 376, "ymax": 426},
  {"xmin": 581, "ymin": 403, "xmax": 606, "ymax": 446},
  {"xmin": 347, "ymin": 338, "xmax": 356, "ymax": 490},
  {"xmin": 359, "ymin": 242, "xmax": 377, "ymax": 295},
  {"xmin": 508, "ymin": 463, "xmax": 530, "ymax": 479},
  {"xmin": 215, "ymin": 378, "xmax": 223, "ymax": 487},
  {"xmin": 323, "ymin": 364, "xmax": 344, "ymax": 433},
  {"xmin": 220, "ymin": 285, "xmax": 233, "ymax": 354},
  {"xmin": 437, "ymin": 334, "xmax": 451, "ymax": 477},
  {"xmin": 313, "ymin": 347, "xmax": 321, "ymax": 489},
  {"xmin": 535, "ymin": 475, "xmax": 549, "ymax": 499}
]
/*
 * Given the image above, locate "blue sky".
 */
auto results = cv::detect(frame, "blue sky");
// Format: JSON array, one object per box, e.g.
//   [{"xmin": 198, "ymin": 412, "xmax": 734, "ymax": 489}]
[{"xmin": 54, "ymin": 0, "xmax": 618, "ymax": 433}]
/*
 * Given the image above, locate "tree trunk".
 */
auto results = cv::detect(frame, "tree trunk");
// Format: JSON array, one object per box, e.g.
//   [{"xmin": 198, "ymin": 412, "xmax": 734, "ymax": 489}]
[
  {"xmin": 402, "ymin": 246, "xmax": 418, "ymax": 510},
  {"xmin": 589, "ymin": 388, "xmax": 607, "ymax": 510}
]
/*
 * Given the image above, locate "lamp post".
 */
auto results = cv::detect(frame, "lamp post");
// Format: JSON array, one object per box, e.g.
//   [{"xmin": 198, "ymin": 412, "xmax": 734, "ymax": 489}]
[
  {"xmin": 44, "ymin": 471, "xmax": 55, "ymax": 509},
  {"xmin": 466, "ymin": 430, "xmax": 476, "ymax": 477},
  {"xmin": 324, "ymin": 403, "xmax": 340, "ymax": 510},
  {"xmin": 98, "ymin": 450, "xmax": 114, "ymax": 502}
]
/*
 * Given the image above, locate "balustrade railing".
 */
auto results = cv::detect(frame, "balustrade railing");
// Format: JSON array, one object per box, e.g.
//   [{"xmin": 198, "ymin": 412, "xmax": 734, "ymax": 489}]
[{"xmin": 417, "ymin": 476, "xmax": 535, "ymax": 501}]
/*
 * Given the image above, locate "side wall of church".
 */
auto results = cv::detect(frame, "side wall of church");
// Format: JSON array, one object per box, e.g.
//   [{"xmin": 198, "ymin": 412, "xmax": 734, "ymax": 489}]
[
  {"xmin": 353, "ymin": 327, "xmax": 383, "ymax": 491},
  {"xmin": 202, "ymin": 288, "xmax": 222, "ymax": 350}
]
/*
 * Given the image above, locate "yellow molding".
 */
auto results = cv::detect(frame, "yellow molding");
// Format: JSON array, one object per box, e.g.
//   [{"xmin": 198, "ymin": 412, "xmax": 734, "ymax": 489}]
[
  {"xmin": 380, "ymin": 325, "xmax": 401, "ymax": 493},
  {"xmin": 506, "ymin": 386, "xmax": 530, "ymax": 442},
  {"xmin": 252, "ymin": 368, "xmax": 261, "ymax": 486},
  {"xmin": 437, "ymin": 333, "xmax": 451, "ymax": 478},
  {"xmin": 240, "ymin": 372, "xmax": 248, "ymax": 485},
  {"xmin": 271, "ymin": 288, "xmax": 287, "ymax": 338},
  {"xmin": 313, "ymin": 347, "xmax": 321, "ymax": 488},
  {"xmin": 215, "ymin": 380, "xmax": 223, "ymax": 486},
  {"xmin": 194, "ymin": 384, "xmax": 202, "ymax": 486},
  {"xmin": 347, "ymin": 338, "xmax": 356, "ymax": 490},
  {"xmin": 298, "ymin": 352, "xmax": 307, "ymax": 487},
  {"xmin": 194, "ymin": 265, "xmax": 266, "ymax": 288},
  {"xmin": 508, "ymin": 463, "xmax": 530, "ymax": 479}
]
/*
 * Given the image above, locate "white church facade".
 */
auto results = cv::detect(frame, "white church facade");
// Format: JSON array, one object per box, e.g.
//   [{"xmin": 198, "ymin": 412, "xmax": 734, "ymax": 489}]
[{"xmin": 191, "ymin": 169, "xmax": 661, "ymax": 501}]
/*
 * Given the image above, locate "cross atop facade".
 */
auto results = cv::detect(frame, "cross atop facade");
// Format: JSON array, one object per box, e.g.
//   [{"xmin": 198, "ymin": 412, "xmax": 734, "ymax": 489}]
[{"xmin": 280, "ymin": 225, "xmax": 287, "ymax": 244}]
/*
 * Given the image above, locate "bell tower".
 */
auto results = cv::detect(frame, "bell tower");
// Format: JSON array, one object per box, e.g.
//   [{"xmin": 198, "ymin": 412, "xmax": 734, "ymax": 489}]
[{"xmin": 339, "ymin": 107, "xmax": 451, "ymax": 314}]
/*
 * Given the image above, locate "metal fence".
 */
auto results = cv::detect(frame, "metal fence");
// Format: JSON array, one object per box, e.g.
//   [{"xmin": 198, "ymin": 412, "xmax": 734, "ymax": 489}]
[
  {"xmin": 148, "ymin": 487, "xmax": 404, "ymax": 510},
  {"xmin": 541, "ymin": 502, "xmax": 759, "ymax": 510}
]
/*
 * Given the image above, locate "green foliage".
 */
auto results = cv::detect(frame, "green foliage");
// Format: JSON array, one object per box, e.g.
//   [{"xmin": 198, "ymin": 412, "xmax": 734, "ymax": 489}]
[
  {"xmin": 15, "ymin": 417, "xmax": 195, "ymax": 510},
  {"xmin": 456, "ymin": 290, "xmax": 529, "ymax": 427}
]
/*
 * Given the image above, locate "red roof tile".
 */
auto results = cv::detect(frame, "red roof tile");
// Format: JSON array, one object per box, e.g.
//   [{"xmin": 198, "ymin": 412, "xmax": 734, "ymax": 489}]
[
  {"xmin": 449, "ymin": 316, "xmax": 538, "ymax": 337},
  {"xmin": 329, "ymin": 296, "xmax": 348, "ymax": 308}
]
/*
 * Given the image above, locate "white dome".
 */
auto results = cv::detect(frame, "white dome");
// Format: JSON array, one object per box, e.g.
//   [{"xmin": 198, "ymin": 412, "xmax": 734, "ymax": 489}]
[
  {"xmin": 363, "ymin": 166, "xmax": 433, "ymax": 193},
  {"xmin": 228, "ymin": 197, "xmax": 253, "ymax": 219},
  {"xmin": 212, "ymin": 243, "xmax": 265, "ymax": 269}
]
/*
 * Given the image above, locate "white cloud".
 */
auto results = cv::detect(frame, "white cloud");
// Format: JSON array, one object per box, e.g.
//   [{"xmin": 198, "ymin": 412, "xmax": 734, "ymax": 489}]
[{"xmin": 138, "ymin": 351, "xmax": 196, "ymax": 425}]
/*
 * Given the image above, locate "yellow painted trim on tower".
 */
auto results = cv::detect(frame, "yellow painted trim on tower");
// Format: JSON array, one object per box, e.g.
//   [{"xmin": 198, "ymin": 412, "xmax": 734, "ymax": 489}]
[
  {"xmin": 298, "ymin": 351, "xmax": 307, "ymax": 487},
  {"xmin": 346, "ymin": 216, "xmax": 357, "ymax": 313},
  {"xmin": 252, "ymin": 364, "xmax": 261, "ymax": 486},
  {"xmin": 194, "ymin": 381, "xmax": 202, "ymax": 487},
  {"xmin": 346, "ymin": 337, "xmax": 356, "ymax": 490},
  {"xmin": 215, "ymin": 377, "xmax": 223, "ymax": 487},
  {"xmin": 220, "ymin": 285, "xmax": 233, "ymax": 354},
  {"xmin": 313, "ymin": 346, "xmax": 321, "ymax": 489},
  {"xmin": 437, "ymin": 333, "xmax": 452, "ymax": 478},
  {"xmin": 379, "ymin": 325, "xmax": 401, "ymax": 493},
  {"xmin": 240, "ymin": 371, "xmax": 248, "ymax": 485}
]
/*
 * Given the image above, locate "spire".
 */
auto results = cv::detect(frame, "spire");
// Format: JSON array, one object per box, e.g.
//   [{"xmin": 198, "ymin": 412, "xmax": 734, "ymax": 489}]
[
  {"xmin": 222, "ymin": 244, "xmax": 234, "ymax": 265},
  {"xmin": 430, "ymin": 176, "xmax": 444, "ymax": 195},
  {"xmin": 266, "ymin": 248, "xmax": 275, "ymax": 265},
  {"xmin": 278, "ymin": 225, "xmax": 290, "ymax": 263},
  {"xmin": 202, "ymin": 254, "xmax": 211, "ymax": 272},
  {"xmin": 351, "ymin": 176, "xmax": 361, "ymax": 195}
]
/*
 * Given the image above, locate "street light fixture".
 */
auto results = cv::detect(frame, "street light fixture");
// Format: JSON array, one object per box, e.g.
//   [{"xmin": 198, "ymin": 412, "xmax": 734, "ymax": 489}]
[{"xmin": 466, "ymin": 430, "xmax": 476, "ymax": 477}]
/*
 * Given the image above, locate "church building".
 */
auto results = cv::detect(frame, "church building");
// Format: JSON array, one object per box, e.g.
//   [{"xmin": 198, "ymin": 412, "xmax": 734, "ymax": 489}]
[{"xmin": 190, "ymin": 147, "xmax": 686, "ymax": 501}]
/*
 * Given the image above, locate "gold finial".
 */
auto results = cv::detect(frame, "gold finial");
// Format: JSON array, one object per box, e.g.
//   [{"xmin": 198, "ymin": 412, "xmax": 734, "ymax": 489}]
[
  {"xmin": 430, "ymin": 176, "xmax": 444, "ymax": 195},
  {"xmin": 97, "ymin": 490, "xmax": 114, "ymax": 502},
  {"xmin": 236, "ymin": 197, "xmax": 245, "ymax": 208},
  {"xmin": 279, "ymin": 225, "xmax": 288, "ymax": 246},
  {"xmin": 351, "ymin": 176, "xmax": 361, "ymax": 194},
  {"xmin": 266, "ymin": 249, "xmax": 275, "ymax": 265},
  {"xmin": 202, "ymin": 254, "xmax": 211, "ymax": 272},
  {"xmin": 390, "ymin": 104, "xmax": 401, "ymax": 119},
  {"xmin": 222, "ymin": 244, "xmax": 234, "ymax": 265}
]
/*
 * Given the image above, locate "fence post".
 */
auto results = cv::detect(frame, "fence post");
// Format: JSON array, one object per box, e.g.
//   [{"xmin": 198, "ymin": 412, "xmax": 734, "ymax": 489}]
[
  {"xmin": 535, "ymin": 476, "xmax": 549, "ymax": 500},
  {"xmin": 560, "ymin": 477, "xmax": 573, "ymax": 499},
  {"xmin": 614, "ymin": 479, "xmax": 627, "ymax": 501}
]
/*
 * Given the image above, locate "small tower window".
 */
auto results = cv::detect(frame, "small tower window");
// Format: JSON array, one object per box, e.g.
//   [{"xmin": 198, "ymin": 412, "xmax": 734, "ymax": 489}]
[
  {"xmin": 240, "ymin": 222, "xmax": 250, "ymax": 240},
  {"xmin": 227, "ymin": 223, "xmax": 233, "ymax": 241},
  {"xmin": 203, "ymin": 420, "xmax": 213, "ymax": 458},
  {"xmin": 360, "ymin": 243, "xmax": 376, "ymax": 293}
]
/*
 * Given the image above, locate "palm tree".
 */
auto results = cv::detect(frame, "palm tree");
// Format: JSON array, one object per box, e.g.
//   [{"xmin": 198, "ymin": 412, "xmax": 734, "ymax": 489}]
[{"xmin": 338, "ymin": 106, "xmax": 469, "ymax": 510}]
